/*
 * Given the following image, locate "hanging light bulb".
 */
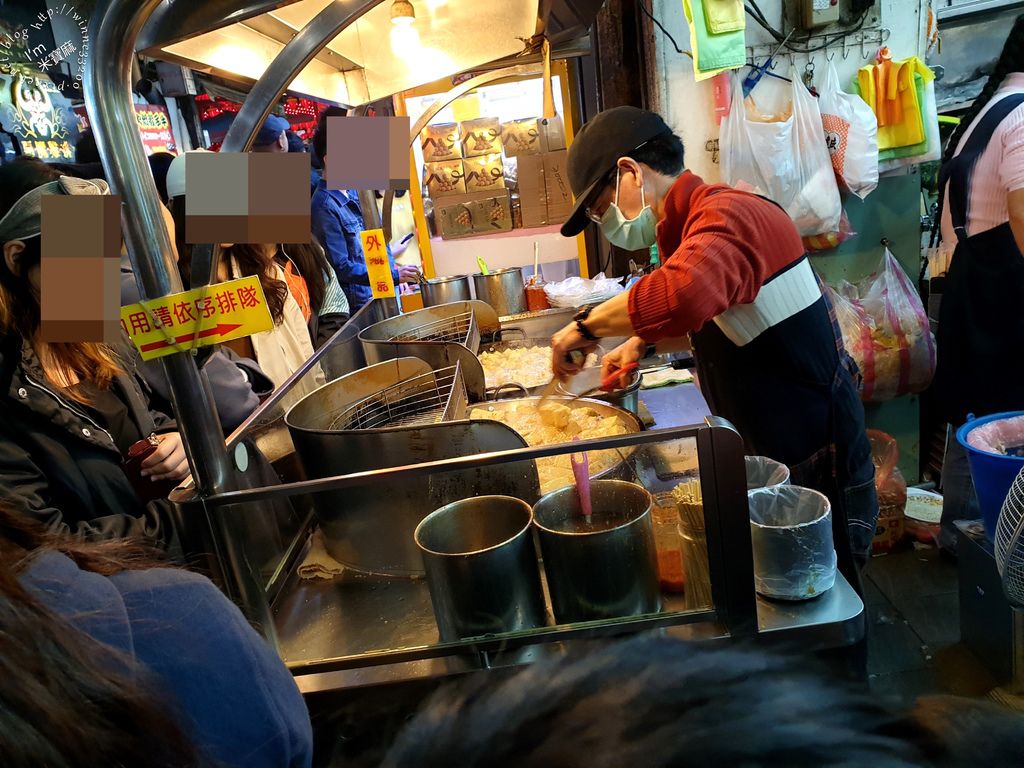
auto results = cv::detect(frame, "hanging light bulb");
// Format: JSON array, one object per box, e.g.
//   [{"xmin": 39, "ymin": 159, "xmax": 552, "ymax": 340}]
[
  {"xmin": 391, "ymin": 0, "xmax": 416, "ymax": 25},
  {"xmin": 390, "ymin": 22, "xmax": 420, "ymax": 55}
]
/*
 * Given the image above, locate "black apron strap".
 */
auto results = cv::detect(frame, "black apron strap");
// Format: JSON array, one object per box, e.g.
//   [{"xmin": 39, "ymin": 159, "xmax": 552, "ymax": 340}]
[{"xmin": 939, "ymin": 93, "xmax": 1024, "ymax": 243}]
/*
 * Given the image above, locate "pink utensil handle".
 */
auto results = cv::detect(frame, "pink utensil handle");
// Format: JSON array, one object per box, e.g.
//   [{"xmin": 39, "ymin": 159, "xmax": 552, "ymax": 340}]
[{"xmin": 570, "ymin": 449, "xmax": 592, "ymax": 518}]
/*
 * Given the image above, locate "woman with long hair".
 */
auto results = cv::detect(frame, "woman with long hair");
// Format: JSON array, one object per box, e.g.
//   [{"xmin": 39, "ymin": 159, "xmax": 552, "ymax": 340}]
[
  {"xmin": 932, "ymin": 14, "xmax": 1024, "ymax": 554},
  {"xmin": 0, "ymin": 502, "xmax": 312, "ymax": 767},
  {"xmin": 0, "ymin": 157, "xmax": 190, "ymax": 542}
]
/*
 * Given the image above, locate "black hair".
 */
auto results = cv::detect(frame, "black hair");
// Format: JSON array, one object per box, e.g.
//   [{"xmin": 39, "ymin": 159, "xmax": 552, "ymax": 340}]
[
  {"xmin": 312, "ymin": 106, "xmax": 348, "ymax": 168},
  {"xmin": 74, "ymin": 129, "xmax": 99, "ymax": 164},
  {"xmin": 585, "ymin": 130, "xmax": 686, "ymax": 211},
  {"xmin": 383, "ymin": 636, "xmax": 933, "ymax": 768},
  {"xmin": 147, "ymin": 151, "xmax": 176, "ymax": 205},
  {"xmin": 942, "ymin": 14, "xmax": 1024, "ymax": 166},
  {"xmin": 934, "ymin": 14, "xmax": 1024, "ymax": 244},
  {"xmin": 630, "ymin": 130, "xmax": 685, "ymax": 176},
  {"xmin": 0, "ymin": 502, "xmax": 205, "ymax": 768}
]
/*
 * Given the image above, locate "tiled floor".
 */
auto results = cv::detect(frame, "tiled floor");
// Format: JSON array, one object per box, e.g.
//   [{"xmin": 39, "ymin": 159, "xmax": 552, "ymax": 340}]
[{"xmin": 865, "ymin": 547, "xmax": 997, "ymax": 706}]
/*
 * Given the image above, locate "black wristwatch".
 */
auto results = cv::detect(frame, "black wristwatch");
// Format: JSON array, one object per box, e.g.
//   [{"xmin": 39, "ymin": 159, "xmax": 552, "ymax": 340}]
[{"xmin": 573, "ymin": 305, "xmax": 600, "ymax": 342}]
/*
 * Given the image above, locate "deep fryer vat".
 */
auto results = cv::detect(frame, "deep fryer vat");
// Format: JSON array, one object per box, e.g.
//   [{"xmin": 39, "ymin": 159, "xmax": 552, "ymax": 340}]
[{"xmin": 286, "ymin": 358, "xmax": 538, "ymax": 576}]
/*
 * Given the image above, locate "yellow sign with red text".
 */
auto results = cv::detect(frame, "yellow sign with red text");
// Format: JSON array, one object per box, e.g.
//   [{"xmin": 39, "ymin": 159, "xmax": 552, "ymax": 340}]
[
  {"xmin": 361, "ymin": 228, "xmax": 396, "ymax": 299},
  {"xmin": 120, "ymin": 275, "xmax": 274, "ymax": 361}
]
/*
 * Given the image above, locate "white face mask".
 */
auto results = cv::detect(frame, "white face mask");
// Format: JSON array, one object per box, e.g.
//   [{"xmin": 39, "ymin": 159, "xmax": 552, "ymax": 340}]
[{"xmin": 600, "ymin": 168, "xmax": 657, "ymax": 250}]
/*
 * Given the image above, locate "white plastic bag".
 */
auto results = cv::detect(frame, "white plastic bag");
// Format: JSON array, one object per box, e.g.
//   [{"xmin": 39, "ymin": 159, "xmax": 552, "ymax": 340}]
[
  {"xmin": 818, "ymin": 61, "xmax": 878, "ymax": 199},
  {"xmin": 543, "ymin": 273, "xmax": 625, "ymax": 308},
  {"xmin": 721, "ymin": 71, "xmax": 842, "ymax": 237}
]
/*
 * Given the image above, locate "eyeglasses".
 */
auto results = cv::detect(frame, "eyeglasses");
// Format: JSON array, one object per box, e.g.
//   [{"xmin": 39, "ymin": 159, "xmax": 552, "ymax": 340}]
[
  {"xmin": 581, "ymin": 136, "xmax": 658, "ymax": 224},
  {"xmin": 584, "ymin": 169, "xmax": 618, "ymax": 223}
]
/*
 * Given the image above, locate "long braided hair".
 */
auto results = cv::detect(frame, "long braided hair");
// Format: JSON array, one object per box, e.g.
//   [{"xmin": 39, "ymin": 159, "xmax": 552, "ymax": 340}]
[{"xmin": 933, "ymin": 14, "xmax": 1024, "ymax": 244}]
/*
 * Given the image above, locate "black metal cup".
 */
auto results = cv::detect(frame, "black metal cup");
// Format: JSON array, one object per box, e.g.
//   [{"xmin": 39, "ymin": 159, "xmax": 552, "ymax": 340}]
[
  {"xmin": 415, "ymin": 495, "xmax": 546, "ymax": 642},
  {"xmin": 533, "ymin": 479, "xmax": 660, "ymax": 624}
]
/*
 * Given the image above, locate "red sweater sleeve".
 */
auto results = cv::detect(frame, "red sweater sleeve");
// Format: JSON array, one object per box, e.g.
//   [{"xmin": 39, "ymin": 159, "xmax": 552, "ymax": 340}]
[{"xmin": 627, "ymin": 191, "xmax": 803, "ymax": 342}]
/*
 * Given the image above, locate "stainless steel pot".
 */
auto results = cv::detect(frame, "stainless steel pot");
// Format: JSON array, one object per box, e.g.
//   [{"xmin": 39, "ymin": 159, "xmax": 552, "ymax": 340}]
[
  {"xmin": 473, "ymin": 267, "xmax": 527, "ymax": 317},
  {"xmin": 285, "ymin": 359, "xmax": 538, "ymax": 576},
  {"xmin": 416, "ymin": 496, "xmax": 547, "ymax": 641},
  {"xmin": 556, "ymin": 366, "xmax": 641, "ymax": 416},
  {"xmin": 533, "ymin": 480, "xmax": 661, "ymax": 623},
  {"xmin": 422, "ymin": 274, "xmax": 473, "ymax": 306}
]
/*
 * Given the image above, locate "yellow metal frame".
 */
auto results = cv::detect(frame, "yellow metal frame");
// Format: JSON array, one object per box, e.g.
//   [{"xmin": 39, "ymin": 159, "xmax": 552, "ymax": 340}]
[{"xmin": 396, "ymin": 59, "xmax": 587, "ymax": 279}]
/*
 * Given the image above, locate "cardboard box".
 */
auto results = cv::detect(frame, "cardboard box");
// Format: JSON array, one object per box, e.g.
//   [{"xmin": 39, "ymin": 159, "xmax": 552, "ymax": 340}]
[
  {"xmin": 516, "ymin": 150, "xmax": 573, "ymax": 228},
  {"xmin": 459, "ymin": 117, "xmax": 501, "ymax": 158},
  {"xmin": 501, "ymin": 118, "xmax": 541, "ymax": 157},
  {"xmin": 421, "ymin": 122, "xmax": 461, "ymax": 163},
  {"xmin": 436, "ymin": 189, "xmax": 512, "ymax": 239},
  {"xmin": 423, "ymin": 159, "xmax": 466, "ymax": 198},
  {"xmin": 538, "ymin": 116, "xmax": 566, "ymax": 153},
  {"xmin": 463, "ymin": 153, "xmax": 506, "ymax": 194}
]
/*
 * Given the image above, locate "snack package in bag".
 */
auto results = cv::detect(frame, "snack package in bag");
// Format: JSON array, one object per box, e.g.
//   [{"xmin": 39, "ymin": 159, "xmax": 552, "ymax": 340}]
[
  {"xmin": 818, "ymin": 60, "xmax": 878, "ymax": 199},
  {"xmin": 822, "ymin": 249, "xmax": 936, "ymax": 402},
  {"xmin": 721, "ymin": 71, "xmax": 842, "ymax": 236}
]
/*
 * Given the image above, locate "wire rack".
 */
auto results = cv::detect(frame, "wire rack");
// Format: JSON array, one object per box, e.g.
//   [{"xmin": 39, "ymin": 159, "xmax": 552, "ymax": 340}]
[
  {"xmin": 386, "ymin": 309, "xmax": 478, "ymax": 349},
  {"xmin": 328, "ymin": 362, "xmax": 468, "ymax": 431}
]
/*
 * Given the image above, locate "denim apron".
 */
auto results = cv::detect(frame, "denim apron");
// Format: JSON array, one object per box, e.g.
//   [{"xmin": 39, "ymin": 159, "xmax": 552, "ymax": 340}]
[{"xmin": 933, "ymin": 93, "xmax": 1024, "ymax": 427}]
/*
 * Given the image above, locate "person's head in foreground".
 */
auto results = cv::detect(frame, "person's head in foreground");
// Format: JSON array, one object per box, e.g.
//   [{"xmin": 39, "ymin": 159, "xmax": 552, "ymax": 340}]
[
  {"xmin": 382, "ymin": 635, "xmax": 1024, "ymax": 768},
  {"xmin": 560, "ymin": 106, "xmax": 684, "ymax": 249}
]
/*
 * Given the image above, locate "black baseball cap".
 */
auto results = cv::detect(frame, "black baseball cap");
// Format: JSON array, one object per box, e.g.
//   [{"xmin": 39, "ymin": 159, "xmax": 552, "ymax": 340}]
[{"xmin": 561, "ymin": 106, "xmax": 672, "ymax": 237}]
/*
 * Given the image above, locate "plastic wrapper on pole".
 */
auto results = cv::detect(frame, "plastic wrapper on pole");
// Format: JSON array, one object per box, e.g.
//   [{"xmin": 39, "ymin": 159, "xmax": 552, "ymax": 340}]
[{"xmin": 748, "ymin": 485, "xmax": 837, "ymax": 601}]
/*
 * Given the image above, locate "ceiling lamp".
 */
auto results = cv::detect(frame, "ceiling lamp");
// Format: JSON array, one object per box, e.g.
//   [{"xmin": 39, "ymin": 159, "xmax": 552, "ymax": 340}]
[{"xmin": 391, "ymin": 0, "xmax": 416, "ymax": 25}]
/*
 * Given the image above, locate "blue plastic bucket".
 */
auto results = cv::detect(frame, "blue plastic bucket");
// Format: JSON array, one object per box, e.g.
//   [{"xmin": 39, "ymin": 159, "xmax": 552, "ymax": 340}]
[{"xmin": 957, "ymin": 411, "xmax": 1024, "ymax": 539}]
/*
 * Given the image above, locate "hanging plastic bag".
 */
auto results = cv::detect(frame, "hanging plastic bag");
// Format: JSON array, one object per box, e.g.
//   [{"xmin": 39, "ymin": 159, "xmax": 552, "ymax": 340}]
[
  {"xmin": 818, "ymin": 60, "xmax": 878, "ymax": 199},
  {"xmin": 802, "ymin": 208, "xmax": 858, "ymax": 252},
  {"xmin": 878, "ymin": 70, "xmax": 940, "ymax": 173},
  {"xmin": 821, "ymin": 249, "xmax": 936, "ymax": 402},
  {"xmin": 721, "ymin": 71, "xmax": 842, "ymax": 236},
  {"xmin": 867, "ymin": 429, "xmax": 907, "ymax": 554}
]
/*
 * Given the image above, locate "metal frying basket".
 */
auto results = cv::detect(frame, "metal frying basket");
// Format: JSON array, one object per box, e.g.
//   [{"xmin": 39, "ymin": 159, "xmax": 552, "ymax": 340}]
[{"xmin": 329, "ymin": 363, "xmax": 468, "ymax": 431}]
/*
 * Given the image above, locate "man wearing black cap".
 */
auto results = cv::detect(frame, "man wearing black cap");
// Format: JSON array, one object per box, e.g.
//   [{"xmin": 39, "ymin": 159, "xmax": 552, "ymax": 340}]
[{"xmin": 550, "ymin": 106, "xmax": 877, "ymax": 587}]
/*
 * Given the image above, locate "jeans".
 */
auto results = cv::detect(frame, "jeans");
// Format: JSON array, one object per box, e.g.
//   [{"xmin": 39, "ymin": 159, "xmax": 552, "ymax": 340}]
[{"xmin": 940, "ymin": 424, "xmax": 980, "ymax": 552}]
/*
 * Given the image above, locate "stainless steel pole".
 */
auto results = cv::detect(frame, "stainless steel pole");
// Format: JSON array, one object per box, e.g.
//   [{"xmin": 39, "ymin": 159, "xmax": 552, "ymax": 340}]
[
  {"xmin": 187, "ymin": 0, "xmax": 383, "ymax": 293},
  {"xmin": 84, "ymin": 0, "xmax": 232, "ymax": 497},
  {"xmin": 86, "ymin": 1, "xmax": 278, "ymax": 638}
]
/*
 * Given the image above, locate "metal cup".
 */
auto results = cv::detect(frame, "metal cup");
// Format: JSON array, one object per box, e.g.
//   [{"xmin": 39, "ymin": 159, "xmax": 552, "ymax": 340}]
[
  {"xmin": 533, "ymin": 479, "xmax": 661, "ymax": 624},
  {"xmin": 415, "ymin": 495, "xmax": 546, "ymax": 642}
]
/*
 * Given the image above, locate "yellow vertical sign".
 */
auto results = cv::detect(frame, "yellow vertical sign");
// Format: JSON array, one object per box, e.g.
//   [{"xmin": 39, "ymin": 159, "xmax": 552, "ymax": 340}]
[{"xmin": 360, "ymin": 228, "xmax": 396, "ymax": 299}]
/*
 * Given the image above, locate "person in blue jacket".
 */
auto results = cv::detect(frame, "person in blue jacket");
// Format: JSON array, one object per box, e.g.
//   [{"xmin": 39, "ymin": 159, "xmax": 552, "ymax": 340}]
[
  {"xmin": 0, "ymin": 501, "xmax": 313, "ymax": 768},
  {"xmin": 310, "ymin": 118, "xmax": 419, "ymax": 312}
]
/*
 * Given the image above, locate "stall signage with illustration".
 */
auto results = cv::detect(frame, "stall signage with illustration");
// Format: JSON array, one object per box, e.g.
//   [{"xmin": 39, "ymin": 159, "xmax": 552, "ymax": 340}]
[
  {"xmin": 1, "ymin": 70, "xmax": 75, "ymax": 160},
  {"xmin": 134, "ymin": 105, "xmax": 177, "ymax": 155},
  {"xmin": 120, "ymin": 276, "xmax": 274, "ymax": 361},
  {"xmin": 361, "ymin": 228, "xmax": 396, "ymax": 299}
]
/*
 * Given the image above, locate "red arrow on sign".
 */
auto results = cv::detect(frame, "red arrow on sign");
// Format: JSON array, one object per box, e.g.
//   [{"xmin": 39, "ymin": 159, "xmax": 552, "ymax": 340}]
[{"xmin": 139, "ymin": 323, "xmax": 244, "ymax": 354}]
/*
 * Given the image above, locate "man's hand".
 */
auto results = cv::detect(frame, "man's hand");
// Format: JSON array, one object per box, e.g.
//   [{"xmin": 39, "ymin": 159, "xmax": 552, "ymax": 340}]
[
  {"xmin": 140, "ymin": 433, "xmax": 191, "ymax": 483},
  {"xmin": 398, "ymin": 265, "xmax": 421, "ymax": 284},
  {"xmin": 551, "ymin": 322, "xmax": 598, "ymax": 380},
  {"xmin": 601, "ymin": 336, "xmax": 647, "ymax": 388}
]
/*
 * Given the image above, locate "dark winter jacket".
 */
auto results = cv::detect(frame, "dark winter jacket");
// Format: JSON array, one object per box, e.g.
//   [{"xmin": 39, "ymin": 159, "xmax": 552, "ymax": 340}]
[{"xmin": 0, "ymin": 332, "xmax": 175, "ymax": 542}]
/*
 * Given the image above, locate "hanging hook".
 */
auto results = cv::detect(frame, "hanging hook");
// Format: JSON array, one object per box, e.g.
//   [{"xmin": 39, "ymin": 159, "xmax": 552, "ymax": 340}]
[
  {"xmin": 826, "ymin": 49, "xmax": 836, "ymax": 62},
  {"xmin": 842, "ymin": 36, "xmax": 849, "ymax": 60},
  {"xmin": 861, "ymin": 32, "xmax": 869, "ymax": 60}
]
